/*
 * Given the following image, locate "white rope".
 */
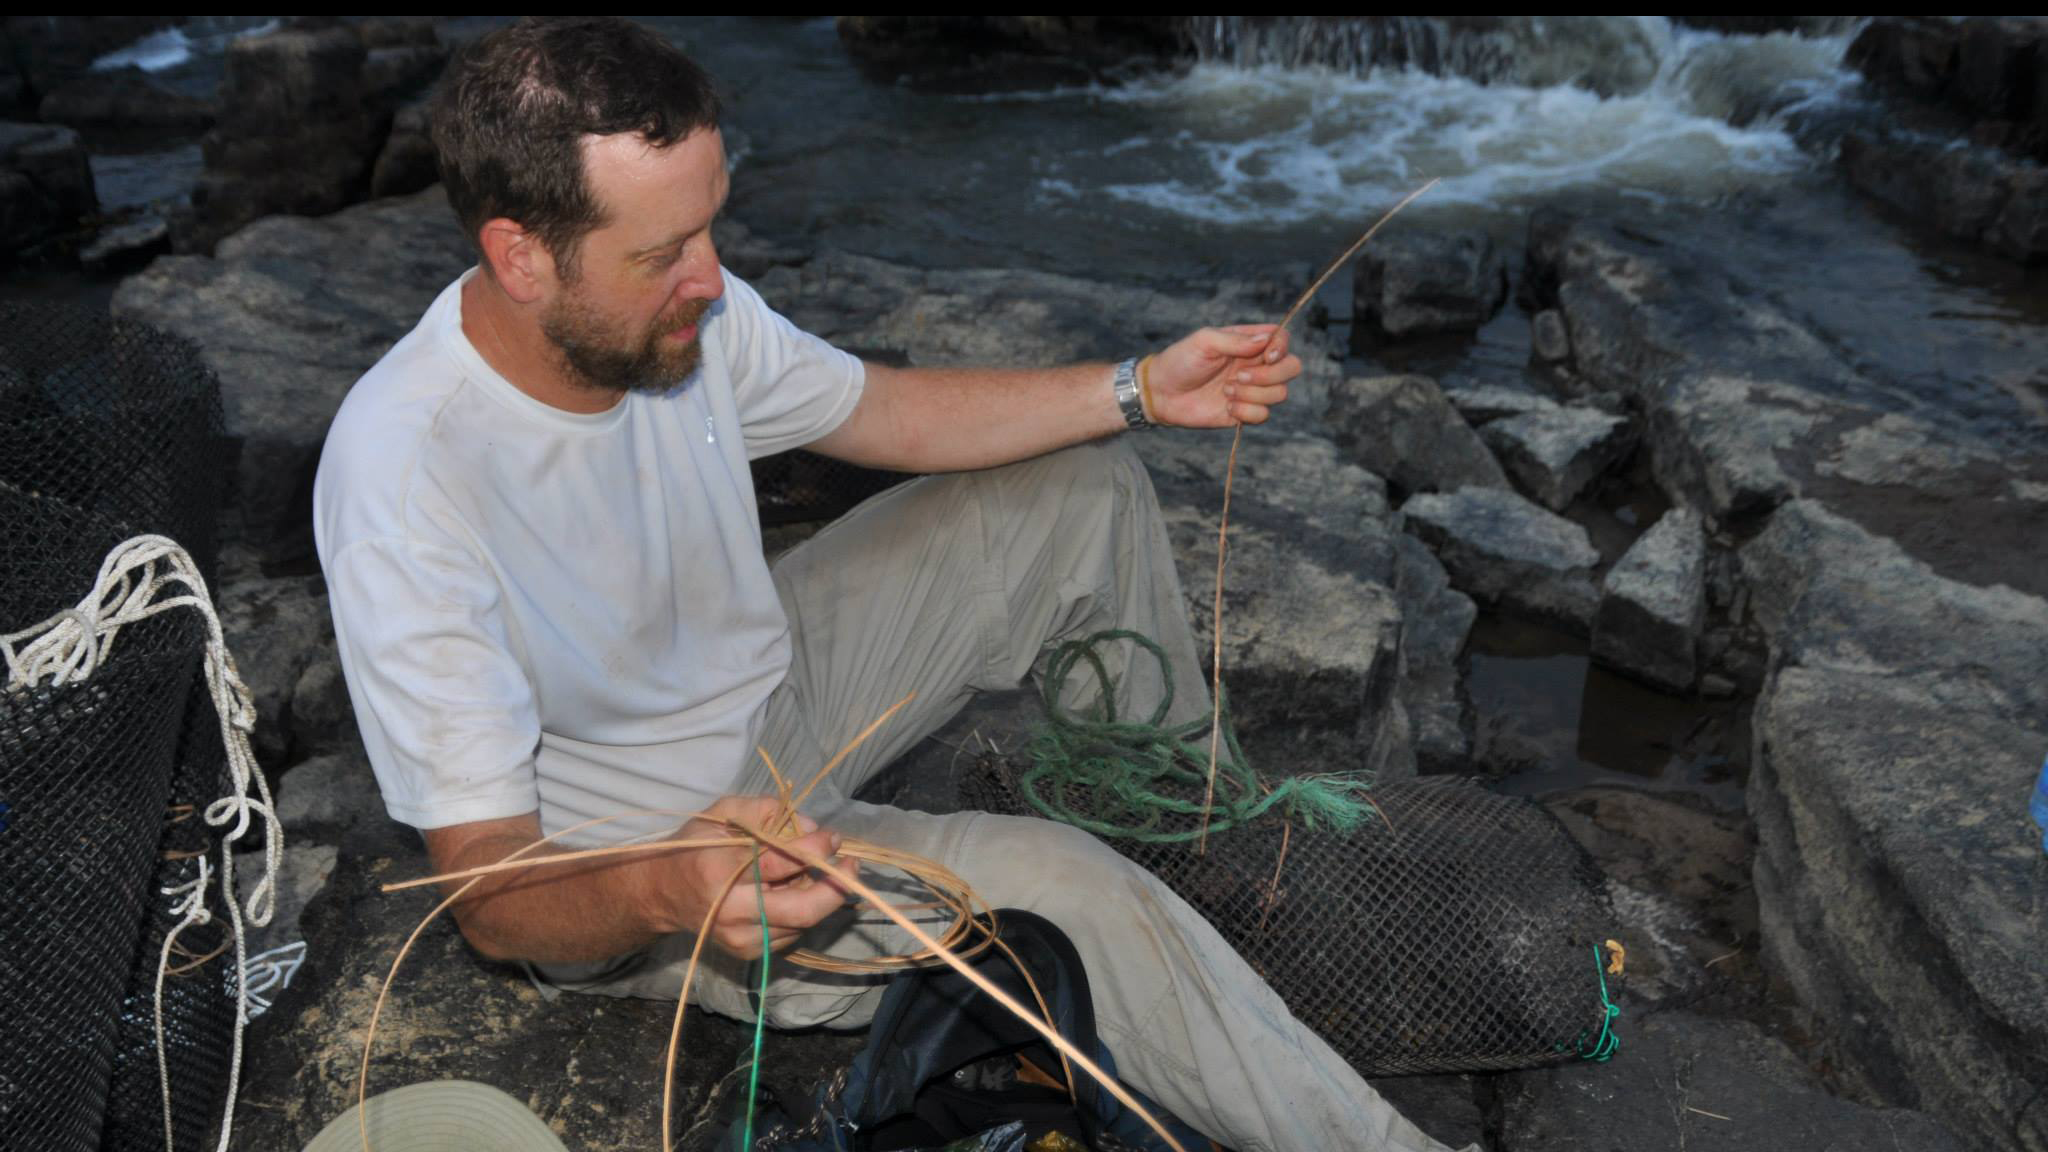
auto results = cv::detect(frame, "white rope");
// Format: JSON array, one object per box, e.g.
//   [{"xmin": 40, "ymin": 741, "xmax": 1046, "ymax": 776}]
[
  {"xmin": 241, "ymin": 940, "xmax": 309, "ymax": 1019},
  {"xmin": 2, "ymin": 533, "xmax": 281, "ymax": 1152}
]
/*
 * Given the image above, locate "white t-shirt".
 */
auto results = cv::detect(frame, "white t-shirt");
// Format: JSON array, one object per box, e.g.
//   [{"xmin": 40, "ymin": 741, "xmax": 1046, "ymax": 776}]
[{"xmin": 313, "ymin": 267, "xmax": 864, "ymax": 845}]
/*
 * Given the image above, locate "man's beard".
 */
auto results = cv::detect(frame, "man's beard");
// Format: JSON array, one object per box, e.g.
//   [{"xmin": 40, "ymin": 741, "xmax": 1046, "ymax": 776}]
[{"xmin": 540, "ymin": 293, "xmax": 712, "ymax": 394}]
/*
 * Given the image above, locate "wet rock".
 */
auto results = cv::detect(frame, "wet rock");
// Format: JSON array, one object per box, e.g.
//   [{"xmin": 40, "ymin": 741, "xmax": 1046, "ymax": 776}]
[
  {"xmin": 1352, "ymin": 230, "xmax": 1508, "ymax": 339},
  {"xmin": 1700, "ymin": 674, "xmax": 1736, "ymax": 699},
  {"xmin": 1591, "ymin": 508, "xmax": 1705, "ymax": 693},
  {"xmin": 0, "ymin": 17, "xmax": 178, "ymax": 107},
  {"xmin": 237, "ymin": 843, "xmax": 338, "ymax": 954},
  {"xmin": 182, "ymin": 25, "xmax": 381, "ymax": 254},
  {"xmin": 1143, "ymin": 431, "xmax": 1408, "ymax": 777},
  {"xmin": 217, "ymin": 573, "xmax": 335, "ymax": 768},
  {"xmin": 1524, "ymin": 213, "xmax": 1877, "ymax": 521},
  {"xmin": 1849, "ymin": 17, "xmax": 1962, "ymax": 102},
  {"xmin": 274, "ymin": 750, "xmax": 386, "ymax": 832},
  {"xmin": 1479, "ymin": 406, "xmax": 1634, "ymax": 511},
  {"xmin": 1989, "ymin": 162, "xmax": 2048, "ymax": 261},
  {"xmin": 1368, "ymin": 1075, "xmax": 1485, "ymax": 1151},
  {"xmin": 1956, "ymin": 17, "xmax": 2046, "ymax": 125},
  {"xmin": 1742, "ymin": 499, "xmax": 2048, "ymax": 1152},
  {"xmin": 370, "ymin": 99, "xmax": 438, "ymax": 199},
  {"xmin": 1393, "ymin": 535, "xmax": 1475, "ymax": 774},
  {"xmin": 1816, "ymin": 411, "xmax": 2003, "ymax": 488},
  {"xmin": 1543, "ymin": 787, "xmax": 1749, "ymax": 1005},
  {"xmin": 113, "ymin": 186, "xmax": 473, "ymax": 552},
  {"xmin": 835, "ymin": 16, "xmax": 1178, "ymax": 91},
  {"xmin": 1400, "ymin": 486, "xmax": 1600, "ymax": 632},
  {"xmin": 78, "ymin": 210, "xmax": 170, "ymax": 273},
  {"xmin": 1840, "ymin": 130, "xmax": 2048, "ymax": 261},
  {"xmin": 361, "ymin": 42, "xmax": 446, "ymax": 114},
  {"xmin": 1530, "ymin": 308, "xmax": 1571, "ymax": 362},
  {"xmin": 0, "ymin": 119, "xmax": 92, "ymax": 252},
  {"xmin": 1497, "ymin": 1012, "xmax": 1967, "ymax": 1152},
  {"xmin": 1325, "ymin": 374, "xmax": 1510, "ymax": 497},
  {"xmin": 38, "ymin": 65, "xmax": 214, "ymax": 150},
  {"xmin": 1440, "ymin": 383, "xmax": 1558, "ymax": 426},
  {"xmin": 290, "ymin": 656, "xmax": 356, "ymax": 758}
]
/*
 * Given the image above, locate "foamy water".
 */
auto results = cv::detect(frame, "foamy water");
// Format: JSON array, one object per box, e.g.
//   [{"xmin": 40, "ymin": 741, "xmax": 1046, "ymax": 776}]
[
  {"xmin": 1000, "ymin": 21, "xmax": 1863, "ymax": 227},
  {"xmin": 91, "ymin": 19, "xmax": 279, "ymax": 74}
]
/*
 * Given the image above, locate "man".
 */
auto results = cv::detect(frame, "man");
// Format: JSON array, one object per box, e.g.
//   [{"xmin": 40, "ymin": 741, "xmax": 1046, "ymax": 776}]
[{"xmin": 316, "ymin": 17, "xmax": 1463, "ymax": 1152}]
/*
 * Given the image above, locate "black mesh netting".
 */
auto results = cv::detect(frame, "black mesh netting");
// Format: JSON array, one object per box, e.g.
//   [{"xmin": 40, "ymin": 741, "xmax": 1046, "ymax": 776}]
[
  {"xmin": 960, "ymin": 757, "xmax": 1621, "ymax": 1077},
  {"xmin": 0, "ymin": 303, "xmax": 232, "ymax": 1152},
  {"xmin": 751, "ymin": 450, "xmax": 905, "ymax": 525}
]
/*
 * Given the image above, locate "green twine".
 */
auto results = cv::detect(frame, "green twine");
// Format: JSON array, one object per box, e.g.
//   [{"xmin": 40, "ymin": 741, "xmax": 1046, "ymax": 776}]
[
  {"xmin": 1019, "ymin": 629, "xmax": 1378, "ymax": 842},
  {"xmin": 1572, "ymin": 943, "xmax": 1621, "ymax": 1062},
  {"xmin": 740, "ymin": 854, "xmax": 770, "ymax": 1151}
]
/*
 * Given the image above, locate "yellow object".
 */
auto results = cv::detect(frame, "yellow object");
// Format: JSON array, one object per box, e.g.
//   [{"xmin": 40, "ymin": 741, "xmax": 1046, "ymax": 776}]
[{"xmin": 1604, "ymin": 939, "xmax": 1626, "ymax": 976}]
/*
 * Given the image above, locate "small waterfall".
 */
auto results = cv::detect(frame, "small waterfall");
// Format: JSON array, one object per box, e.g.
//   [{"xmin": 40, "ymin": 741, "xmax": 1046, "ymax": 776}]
[{"xmin": 1180, "ymin": 16, "xmax": 1863, "ymax": 123}]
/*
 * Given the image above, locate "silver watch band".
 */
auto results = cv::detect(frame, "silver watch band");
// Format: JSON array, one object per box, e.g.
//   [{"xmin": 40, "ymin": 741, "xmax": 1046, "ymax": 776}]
[{"xmin": 1113, "ymin": 357, "xmax": 1150, "ymax": 430}]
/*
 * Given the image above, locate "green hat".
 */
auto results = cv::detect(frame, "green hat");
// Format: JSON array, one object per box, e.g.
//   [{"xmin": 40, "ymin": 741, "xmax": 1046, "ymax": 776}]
[{"xmin": 302, "ymin": 1081, "xmax": 569, "ymax": 1152}]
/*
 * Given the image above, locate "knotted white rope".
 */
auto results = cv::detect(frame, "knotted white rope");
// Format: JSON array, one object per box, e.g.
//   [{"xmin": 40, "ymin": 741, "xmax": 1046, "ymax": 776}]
[{"xmin": 2, "ymin": 533, "xmax": 281, "ymax": 1152}]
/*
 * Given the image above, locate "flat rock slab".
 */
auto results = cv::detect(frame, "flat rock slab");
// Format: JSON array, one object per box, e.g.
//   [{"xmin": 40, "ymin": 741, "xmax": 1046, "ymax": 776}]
[
  {"xmin": 1401, "ymin": 486, "xmax": 1601, "ymax": 633},
  {"xmin": 1139, "ymin": 430, "xmax": 1408, "ymax": 777},
  {"xmin": 1480, "ymin": 405, "xmax": 1635, "ymax": 511},
  {"xmin": 1591, "ymin": 508, "xmax": 1706, "ymax": 693},
  {"xmin": 1326, "ymin": 374, "xmax": 1510, "ymax": 498},
  {"xmin": 1742, "ymin": 498, "xmax": 2048, "ymax": 1152},
  {"xmin": 1497, "ymin": 1012, "xmax": 1967, "ymax": 1152}
]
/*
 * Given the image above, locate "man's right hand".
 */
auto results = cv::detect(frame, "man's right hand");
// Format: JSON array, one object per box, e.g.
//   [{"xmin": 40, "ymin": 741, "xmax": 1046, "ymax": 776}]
[
  {"xmin": 423, "ymin": 795, "xmax": 855, "ymax": 967},
  {"xmin": 644, "ymin": 794, "xmax": 855, "ymax": 959}
]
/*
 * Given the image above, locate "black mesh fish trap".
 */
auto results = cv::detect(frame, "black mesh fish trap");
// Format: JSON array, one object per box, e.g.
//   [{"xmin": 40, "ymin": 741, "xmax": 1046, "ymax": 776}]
[
  {"xmin": 0, "ymin": 303, "xmax": 231, "ymax": 1152},
  {"xmin": 963, "ymin": 759, "xmax": 1622, "ymax": 1076},
  {"xmin": 751, "ymin": 450, "xmax": 906, "ymax": 526}
]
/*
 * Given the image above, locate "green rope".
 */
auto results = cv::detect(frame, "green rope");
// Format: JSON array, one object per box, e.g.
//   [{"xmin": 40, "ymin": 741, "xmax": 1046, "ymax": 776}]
[
  {"xmin": 1572, "ymin": 943, "xmax": 1621, "ymax": 1062},
  {"xmin": 740, "ymin": 854, "xmax": 770, "ymax": 1151},
  {"xmin": 1019, "ymin": 630, "xmax": 1378, "ymax": 842}
]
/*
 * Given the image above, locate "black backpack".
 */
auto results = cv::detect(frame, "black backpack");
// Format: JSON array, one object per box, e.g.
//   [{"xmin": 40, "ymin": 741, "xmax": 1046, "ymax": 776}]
[{"xmin": 726, "ymin": 910, "xmax": 1206, "ymax": 1152}]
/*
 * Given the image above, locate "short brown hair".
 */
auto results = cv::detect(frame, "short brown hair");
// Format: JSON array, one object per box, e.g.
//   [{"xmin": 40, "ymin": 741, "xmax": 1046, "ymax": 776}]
[{"xmin": 430, "ymin": 17, "xmax": 722, "ymax": 277}]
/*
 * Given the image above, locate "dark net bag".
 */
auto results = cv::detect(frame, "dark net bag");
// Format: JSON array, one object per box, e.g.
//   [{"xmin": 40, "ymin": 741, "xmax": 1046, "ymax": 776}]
[
  {"xmin": 0, "ymin": 303, "xmax": 234, "ymax": 1152},
  {"xmin": 936, "ymin": 633, "xmax": 1624, "ymax": 1077},
  {"xmin": 959, "ymin": 758, "xmax": 1622, "ymax": 1076}
]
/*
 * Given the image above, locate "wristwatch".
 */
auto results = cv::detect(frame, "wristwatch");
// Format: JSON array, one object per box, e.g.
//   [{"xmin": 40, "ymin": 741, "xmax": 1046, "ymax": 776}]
[{"xmin": 1113, "ymin": 357, "xmax": 1152, "ymax": 431}]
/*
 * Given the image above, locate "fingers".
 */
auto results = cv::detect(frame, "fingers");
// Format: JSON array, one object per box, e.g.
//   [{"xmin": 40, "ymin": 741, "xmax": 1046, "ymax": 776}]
[
  {"xmin": 1225, "ymin": 353, "xmax": 1301, "ymax": 391},
  {"xmin": 1228, "ymin": 400, "xmax": 1274, "ymax": 425},
  {"xmin": 749, "ymin": 857, "xmax": 853, "ymax": 928},
  {"xmin": 754, "ymin": 828, "xmax": 838, "ymax": 884},
  {"xmin": 1201, "ymin": 325, "xmax": 1291, "ymax": 365},
  {"xmin": 1225, "ymin": 381, "xmax": 1289, "ymax": 408}
]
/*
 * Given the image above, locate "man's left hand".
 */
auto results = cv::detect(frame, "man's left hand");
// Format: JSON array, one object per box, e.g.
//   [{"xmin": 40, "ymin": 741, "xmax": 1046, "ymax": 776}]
[{"xmin": 1142, "ymin": 324, "xmax": 1302, "ymax": 429}]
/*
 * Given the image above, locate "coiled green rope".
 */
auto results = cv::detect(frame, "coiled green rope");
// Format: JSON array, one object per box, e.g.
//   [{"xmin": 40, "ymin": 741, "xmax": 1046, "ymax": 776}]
[{"xmin": 1018, "ymin": 630, "xmax": 1378, "ymax": 842}]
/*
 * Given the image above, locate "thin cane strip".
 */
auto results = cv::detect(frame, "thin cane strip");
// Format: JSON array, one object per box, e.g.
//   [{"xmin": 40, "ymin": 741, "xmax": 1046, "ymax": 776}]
[
  {"xmin": 661, "ymin": 851, "xmax": 757, "ymax": 1152},
  {"xmin": 790, "ymin": 690, "xmax": 916, "ymax": 811},
  {"xmin": 1256, "ymin": 821, "xmax": 1292, "ymax": 938},
  {"xmin": 756, "ymin": 745, "xmax": 800, "ymax": 837},
  {"xmin": 1195, "ymin": 180, "xmax": 1439, "ymax": 852}
]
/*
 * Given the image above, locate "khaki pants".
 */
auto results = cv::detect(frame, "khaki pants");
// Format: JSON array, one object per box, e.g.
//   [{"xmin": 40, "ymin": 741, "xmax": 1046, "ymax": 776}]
[{"xmin": 540, "ymin": 438, "xmax": 1468, "ymax": 1152}]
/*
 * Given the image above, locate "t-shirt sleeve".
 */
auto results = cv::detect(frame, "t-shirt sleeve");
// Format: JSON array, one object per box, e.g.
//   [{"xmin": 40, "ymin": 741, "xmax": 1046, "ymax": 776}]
[
  {"xmin": 717, "ymin": 270, "xmax": 866, "ymax": 460},
  {"xmin": 324, "ymin": 535, "xmax": 542, "ymax": 830}
]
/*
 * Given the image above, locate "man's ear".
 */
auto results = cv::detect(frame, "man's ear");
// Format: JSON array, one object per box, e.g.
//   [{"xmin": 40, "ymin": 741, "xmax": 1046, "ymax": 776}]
[{"xmin": 478, "ymin": 218, "xmax": 558, "ymax": 304}]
